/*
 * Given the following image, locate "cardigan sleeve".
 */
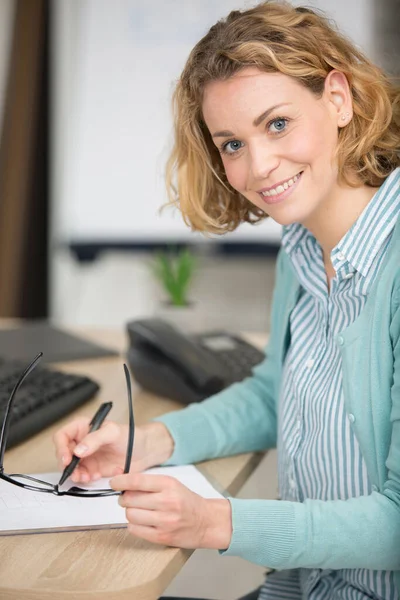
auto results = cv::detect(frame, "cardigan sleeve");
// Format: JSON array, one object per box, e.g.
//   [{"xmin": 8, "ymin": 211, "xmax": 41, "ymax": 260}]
[
  {"xmin": 152, "ymin": 250, "xmax": 289, "ymax": 466},
  {"xmin": 152, "ymin": 355, "xmax": 278, "ymax": 465},
  {"xmin": 220, "ymin": 297, "xmax": 400, "ymax": 571}
]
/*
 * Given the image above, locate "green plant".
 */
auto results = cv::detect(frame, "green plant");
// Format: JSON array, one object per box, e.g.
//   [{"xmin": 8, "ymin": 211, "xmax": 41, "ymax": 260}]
[{"xmin": 151, "ymin": 248, "xmax": 196, "ymax": 307}]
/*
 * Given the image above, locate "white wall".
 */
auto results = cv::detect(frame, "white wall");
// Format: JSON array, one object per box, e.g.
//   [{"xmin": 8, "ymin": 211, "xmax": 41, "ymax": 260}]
[
  {"xmin": 49, "ymin": 0, "xmax": 375, "ymax": 327},
  {"xmin": 51, "ymin": 0, "xmax": 374, "ymax": 246}
]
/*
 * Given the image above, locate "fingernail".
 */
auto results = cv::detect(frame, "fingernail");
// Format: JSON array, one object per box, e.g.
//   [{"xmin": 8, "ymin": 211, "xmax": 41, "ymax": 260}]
[{"xmin": 75, "ymin": 444, "xmax": 88, "ymax": 456}]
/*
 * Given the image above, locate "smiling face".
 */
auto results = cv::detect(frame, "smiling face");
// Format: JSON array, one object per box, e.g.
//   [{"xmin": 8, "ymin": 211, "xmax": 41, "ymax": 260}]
[{"xmin": 202, "ymin": 68, "xmax": 351, "ymax": 228}]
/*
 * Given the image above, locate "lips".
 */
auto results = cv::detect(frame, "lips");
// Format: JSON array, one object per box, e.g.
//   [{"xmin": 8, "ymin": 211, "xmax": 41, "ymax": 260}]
[
  {"xmin": 258, "ymin": 171, "xmax": 303, "ymax": 205},
  {"xmin": 259, "ymin": 171, "xmax": 303, "ymax": 198}
]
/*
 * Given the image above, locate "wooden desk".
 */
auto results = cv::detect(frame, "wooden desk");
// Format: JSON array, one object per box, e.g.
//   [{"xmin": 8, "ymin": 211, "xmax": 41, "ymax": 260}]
[{"xmin": 0, "ymin": 329, "xmax": 267, "ymax": 600}]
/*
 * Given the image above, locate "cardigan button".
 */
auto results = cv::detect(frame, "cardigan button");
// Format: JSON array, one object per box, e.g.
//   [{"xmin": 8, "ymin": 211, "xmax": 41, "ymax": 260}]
[
  {"xmin": 348, "ymin": 413, "xmax": 355, "ymax": 423},
  {"xmin": 337, "ymin": 335, "xmax": 344, "ymax": 346}
]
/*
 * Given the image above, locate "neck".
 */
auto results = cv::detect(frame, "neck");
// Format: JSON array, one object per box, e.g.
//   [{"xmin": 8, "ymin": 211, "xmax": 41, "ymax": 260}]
[{"xmin": 302, "ymin": 181, "xmax": 379, "ymax": 261}]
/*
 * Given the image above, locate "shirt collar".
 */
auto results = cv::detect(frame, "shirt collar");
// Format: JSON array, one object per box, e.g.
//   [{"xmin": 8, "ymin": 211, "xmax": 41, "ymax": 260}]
[
  {"xmin": 282, "ymin": 167, "xmax": 400, "ymax": 277},
  {"xmin": 281, "ymin": 222, "xmax": 310, "ymax": 255},
  {"xmin": 332, "ymin": 167, "xmax": 400, "ymax": 277}
]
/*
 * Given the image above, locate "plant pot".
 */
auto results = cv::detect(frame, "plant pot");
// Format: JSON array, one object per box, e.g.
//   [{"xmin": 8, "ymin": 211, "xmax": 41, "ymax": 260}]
[{"xmin": 154, "ymin": 301, "xmax": 204, "ymax": 334}]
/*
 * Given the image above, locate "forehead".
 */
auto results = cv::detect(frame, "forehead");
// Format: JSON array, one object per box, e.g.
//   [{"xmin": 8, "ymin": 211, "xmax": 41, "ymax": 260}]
[{"xmin": 202, "ymin": 68, "xmax": 309, "ymax": 126}]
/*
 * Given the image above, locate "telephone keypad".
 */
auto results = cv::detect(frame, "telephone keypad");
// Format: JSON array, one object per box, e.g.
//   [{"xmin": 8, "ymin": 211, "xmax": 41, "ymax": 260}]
[{"xmin": 199, "ymin": 336, "xmax": 265, "ymax": 383}]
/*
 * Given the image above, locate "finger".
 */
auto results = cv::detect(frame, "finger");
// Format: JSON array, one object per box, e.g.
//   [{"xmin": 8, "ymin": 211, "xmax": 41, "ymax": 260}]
[
  {"xmin": 69, "ymin": 454, "xmax": 107, "ymax": 482},
  {"xmin": 73, "ymin": 421, "xmax": 121, "ymax": 458},
  {"xmin": 127, "ymin": 523, "xmax": 165, "ymax": 546},
  {"xmin": 125, "ymin": 507, "xmax": 159, "ymax": 527},
  {"xmin": 112, "ymin": 465, "xmax": 124, "ymax": 476},
  {"xmin": 111, "ymin": 473, "xmax": 175, "ymax": 493},
  {"xmin": 71, "ymin": 455, "xmax": 99, "ymax": 478},
  {"xmin": 119, "ymin": 491, "xmax": 159, "ymax": 510},
  {"xmin": 63, "ymin": 460, "xmax": 123, "ymax": 484},
  {"xmin": 70, "ymin": 465, "xmax": 91, "ymax": 483},
  {"xmin": 75, "ymin": 469, "xmax": 91, "ymax": 484},
  {"xmin": 60, "ymin": 439, "xmax": 85, "ymax": 470},
  {"xmin": 53, "ymin": 418, "xmax": 91, "ymax": 463}
]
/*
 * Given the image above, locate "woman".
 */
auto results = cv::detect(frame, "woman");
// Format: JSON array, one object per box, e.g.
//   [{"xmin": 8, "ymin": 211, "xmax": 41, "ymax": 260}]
[{"xmin": 54, "ymin": 2, "xmax": 400, "ymax": 598}]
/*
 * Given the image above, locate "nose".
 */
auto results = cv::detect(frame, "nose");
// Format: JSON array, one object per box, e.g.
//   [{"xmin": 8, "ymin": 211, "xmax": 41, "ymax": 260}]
[{"xmin": 248, "ymin": 141, "xmax": 279, "ymax": 181}]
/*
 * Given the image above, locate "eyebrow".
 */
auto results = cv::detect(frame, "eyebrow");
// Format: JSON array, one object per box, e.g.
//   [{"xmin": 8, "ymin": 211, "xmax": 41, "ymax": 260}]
[{"xmin": 211, "ymin": 103, "xmax": 292, "ymax": 138}]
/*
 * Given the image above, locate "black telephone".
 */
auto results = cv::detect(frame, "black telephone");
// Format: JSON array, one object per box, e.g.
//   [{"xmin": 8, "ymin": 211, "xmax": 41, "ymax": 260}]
[{"xmin": 126, "ymin": 318, "xmax": 265, "ymax": 404}]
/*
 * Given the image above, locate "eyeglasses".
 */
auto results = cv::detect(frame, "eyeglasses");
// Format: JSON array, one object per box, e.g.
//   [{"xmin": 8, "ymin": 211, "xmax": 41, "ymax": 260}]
[{"xmin": 0, "ymin": 353, "xmax": 134, "ymax": 497}]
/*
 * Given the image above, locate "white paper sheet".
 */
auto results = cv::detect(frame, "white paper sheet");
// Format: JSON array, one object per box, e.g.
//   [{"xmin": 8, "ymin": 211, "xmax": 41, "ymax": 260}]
[{"xmin": 0, "ymin": 465, "xmax": 224, "ymax": 535}]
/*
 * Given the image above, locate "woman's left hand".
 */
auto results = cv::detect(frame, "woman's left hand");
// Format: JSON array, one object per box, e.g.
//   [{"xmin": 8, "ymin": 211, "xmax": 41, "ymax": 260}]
[{"xmin": 110, "ymin": 472, "xmax": 232, "ymax": 550}]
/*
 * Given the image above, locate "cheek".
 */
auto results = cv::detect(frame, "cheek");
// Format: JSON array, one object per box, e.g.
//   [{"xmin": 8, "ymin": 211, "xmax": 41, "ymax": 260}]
[
  {"xmin": 285, "ymin": 125, "xmax": 325, "ymax": 163},
  {"xmin": 302, "ymin": 118, "xmax": 338, "ymax": 164},
  {"xmin": 222, "ymin": 159, "xmax": 248, "ymax": 192}
]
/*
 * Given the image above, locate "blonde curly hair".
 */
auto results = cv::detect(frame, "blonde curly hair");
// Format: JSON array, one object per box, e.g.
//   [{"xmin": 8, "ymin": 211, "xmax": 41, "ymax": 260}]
[{"xmin": 165, "ymin": 1, "xmax": 400, "ymax": 235}]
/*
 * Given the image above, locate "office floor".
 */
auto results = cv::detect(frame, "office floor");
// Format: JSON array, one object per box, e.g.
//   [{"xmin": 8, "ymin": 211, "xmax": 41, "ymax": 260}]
[{"xmin": 51, "ymin": 248, "xmax": 278, "ymax": 599}]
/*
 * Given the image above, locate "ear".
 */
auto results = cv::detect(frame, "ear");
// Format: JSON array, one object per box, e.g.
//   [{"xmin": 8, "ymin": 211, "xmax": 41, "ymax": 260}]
[{"xmin": 323, "ymin": 70, "xmax": 353, "ymax": 127}]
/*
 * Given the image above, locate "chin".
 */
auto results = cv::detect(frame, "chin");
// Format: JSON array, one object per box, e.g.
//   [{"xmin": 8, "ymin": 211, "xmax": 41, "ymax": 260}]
[
  {"xmin": 266, "ymin": 208, "xmax": 304, "ymax": 227},
  {"xmin": 269, "ymin": 197, "xmax": 322, "ymax": 227}
]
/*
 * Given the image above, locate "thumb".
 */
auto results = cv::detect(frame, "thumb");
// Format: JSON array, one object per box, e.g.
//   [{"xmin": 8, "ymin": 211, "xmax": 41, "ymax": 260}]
[{"xmin": 74, "ymin": 421, "xmax": 121, "ymax": 457}]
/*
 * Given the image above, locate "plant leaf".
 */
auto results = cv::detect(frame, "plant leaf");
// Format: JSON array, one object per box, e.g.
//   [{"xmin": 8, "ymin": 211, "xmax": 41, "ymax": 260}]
[{"xmin": 150, "ymin": 249, "xmax": 196, "ymax": 306}]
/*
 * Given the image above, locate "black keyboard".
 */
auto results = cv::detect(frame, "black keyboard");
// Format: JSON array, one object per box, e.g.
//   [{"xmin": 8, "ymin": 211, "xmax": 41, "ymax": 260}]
[{"xmin": 0, "ymin": 358, "xmax": 99, "ymax": 448}]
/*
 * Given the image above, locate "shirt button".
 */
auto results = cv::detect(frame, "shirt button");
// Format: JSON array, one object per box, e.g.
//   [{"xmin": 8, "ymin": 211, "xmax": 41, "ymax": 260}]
[
  {"xmin": 348, "ymin": 413, "xmax": 355, "ymax": 423},
  {"xmin": 337, "ymin": 252, "xmax": 346, "ymax": 261},
  {"xmin": 306, "ymin": 359, "xmax": 315, "ymax": 369},
  {"xmin": 344, "ymin": 273, "xmax": 353, "ymax": 279},
  {"xmin": 337, "ymin": 335, "xmax": 344, "ymax": 346},
  {"xmin": 289, "ymin": 478, "xmax": 296, "ymax": 489}
]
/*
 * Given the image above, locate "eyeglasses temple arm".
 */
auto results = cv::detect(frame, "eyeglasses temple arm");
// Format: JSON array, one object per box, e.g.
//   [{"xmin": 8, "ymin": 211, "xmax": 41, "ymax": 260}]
[
  {"xmin": 123, "ymin": 364, "xmax": 134, "ymax": 474},
  {"xmin": 0, "ymin": 353, "xmax": 43, "ymax": 470}
]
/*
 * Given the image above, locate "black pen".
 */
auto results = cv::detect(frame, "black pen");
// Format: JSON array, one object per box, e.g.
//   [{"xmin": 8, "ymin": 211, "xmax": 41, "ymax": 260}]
[{"xmin": 58, "ymin": 402, "xmax": 113, "ymax": 487}]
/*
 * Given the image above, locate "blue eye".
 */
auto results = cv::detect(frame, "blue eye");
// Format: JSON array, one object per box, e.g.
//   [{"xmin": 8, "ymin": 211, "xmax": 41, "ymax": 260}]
[
  {"xmin": 268, "ymin": 118, "xmax": 288, "ymax": 133},
  {"xmin": 221, "ymin": 140, "xmax": 243, "ymax": 155}
]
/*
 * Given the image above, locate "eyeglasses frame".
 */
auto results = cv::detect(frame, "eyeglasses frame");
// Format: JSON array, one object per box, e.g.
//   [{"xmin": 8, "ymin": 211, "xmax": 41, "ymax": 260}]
[{"xmin": 0, "ymin": 353, "xmax": 134, "ymax": 498}]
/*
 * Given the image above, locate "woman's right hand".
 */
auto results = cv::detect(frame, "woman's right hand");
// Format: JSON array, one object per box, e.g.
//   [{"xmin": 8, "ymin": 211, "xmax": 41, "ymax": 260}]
[{"xmin": 53, "ymin": 419, "xmax": 174, "ymax": 484}]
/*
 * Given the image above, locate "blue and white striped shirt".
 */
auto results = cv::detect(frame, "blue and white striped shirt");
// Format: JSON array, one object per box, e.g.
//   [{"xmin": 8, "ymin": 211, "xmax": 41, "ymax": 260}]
[{"xmin": 259, "ymin": 168, "xmax": 400, "ymax": 600}]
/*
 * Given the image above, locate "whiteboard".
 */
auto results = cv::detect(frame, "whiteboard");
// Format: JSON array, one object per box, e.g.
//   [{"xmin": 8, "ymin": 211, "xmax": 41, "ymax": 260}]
[{"xmin": 52, "ymin": 0, "xmax": 373, "ymax": 245}]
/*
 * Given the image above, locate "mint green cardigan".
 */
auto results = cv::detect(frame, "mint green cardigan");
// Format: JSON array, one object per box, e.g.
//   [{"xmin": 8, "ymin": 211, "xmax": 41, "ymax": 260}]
[{"xmin": 156, "ymin": 214, "xmax": 400, "ymax": 591}]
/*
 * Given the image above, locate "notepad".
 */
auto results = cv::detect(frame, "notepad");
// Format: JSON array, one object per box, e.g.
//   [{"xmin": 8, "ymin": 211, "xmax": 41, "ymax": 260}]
[{"xmin": 0, "ymin": 465, "xmax": 224, "ymax": 536}]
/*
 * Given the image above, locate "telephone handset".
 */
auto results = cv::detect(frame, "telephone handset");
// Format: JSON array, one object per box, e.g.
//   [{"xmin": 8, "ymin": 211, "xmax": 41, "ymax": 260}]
[{"xmin": 126, "ymin": 318, "xmax": 265, "ymax": 404}]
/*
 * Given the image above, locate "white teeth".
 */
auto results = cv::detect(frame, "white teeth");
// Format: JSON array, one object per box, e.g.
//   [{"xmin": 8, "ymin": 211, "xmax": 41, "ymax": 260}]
[{"xmin": 261, "ymin": 172, "xmax": 301, "ymax": 197}]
